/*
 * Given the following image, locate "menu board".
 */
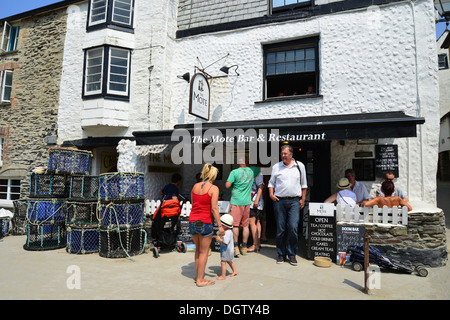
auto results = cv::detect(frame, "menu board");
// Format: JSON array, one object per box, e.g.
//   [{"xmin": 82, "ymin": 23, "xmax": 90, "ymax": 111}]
[
  {"xmin": 336, "ymin": 225, "xmax": 365, "ymax": 265},
  {"xmin": 177, "ymin": 217, "xmax": 193, "ymax": 243},
  {"xmin": 375, "ymin": 144, "xmax": 398, "ymax": 178},
  {"xmin": 308, "ymin": 203, "xmax": 336, "ymax": 262}
]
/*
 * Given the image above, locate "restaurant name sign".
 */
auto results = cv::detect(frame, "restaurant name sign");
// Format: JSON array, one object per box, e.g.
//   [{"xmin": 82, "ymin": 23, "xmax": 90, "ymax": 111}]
[
  {"xmin": 191, "ymin": 131, "xmax": 327, "ymax": 144},
  {"xmin": 189, "ymin": 73, "xmax": 210, "ymax": 120}
]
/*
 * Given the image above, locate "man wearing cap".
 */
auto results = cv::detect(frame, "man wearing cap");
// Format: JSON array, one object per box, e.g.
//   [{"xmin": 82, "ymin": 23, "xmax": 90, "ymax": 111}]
[{"xmin": 268, "ymin": 145, "xmax": 307, "ymax": 266}]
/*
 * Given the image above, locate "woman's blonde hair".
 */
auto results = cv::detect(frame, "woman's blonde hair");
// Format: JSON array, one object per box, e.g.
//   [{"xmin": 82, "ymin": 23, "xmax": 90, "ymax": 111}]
[{"xmin": 200, "ymin": 163, "xmax": 218, "ymax": 182}]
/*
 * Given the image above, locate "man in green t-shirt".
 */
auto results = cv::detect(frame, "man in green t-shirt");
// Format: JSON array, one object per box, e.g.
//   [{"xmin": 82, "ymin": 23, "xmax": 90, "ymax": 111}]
[{"xmin": 225, "ymin": 159, "xmax": 254, "ymax": 256}]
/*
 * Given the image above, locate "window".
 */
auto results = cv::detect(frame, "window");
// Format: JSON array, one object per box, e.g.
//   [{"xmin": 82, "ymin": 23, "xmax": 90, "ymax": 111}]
[
  {"xmin": 263, "ymin": 37, "xmax": 319, "ymax": 99},
  {"xmin": 87, "ymin": 0, "xmax": 134, "ymax": 31},
  {"xmin": 83, "ymin": 46, "xmax": 131, "ymax": 100},
  {"xmin": 353, "ymin": 159, "xmax": 375, "ymax": 181},
  {"xmin": 0, "ymin": 136, "xmax": 3, "ymax": 167},
  {"xmin": 0, "ymin": 70, "xmax": 13, "ymax": 103},
  {"xmin": 0, "ymin": 179, "xmax": 21, "ymax": 201},
  {"xmin": 272, "ymin": 0, "xmax": 312, "ymax": 12},
  {"xmin": 439, "ymin": 53, "xmax": 449, "ymax": 70},
  {"xmin": 1, "ymin": 22, "xmax": 20, "ymax": 52}
]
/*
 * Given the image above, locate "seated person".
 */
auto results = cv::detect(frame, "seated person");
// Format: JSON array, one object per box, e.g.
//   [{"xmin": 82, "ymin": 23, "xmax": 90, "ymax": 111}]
[
  {"xmin": 363, "ymin": 180, "xmax": 412, "ymax": 211},
  {"xmin": 324, "ymin": 178, "xmax": 357, "ymax": 207},
  {"xmin": 376, "ymin": 171, "xmax": 409, "ymax": 202}
]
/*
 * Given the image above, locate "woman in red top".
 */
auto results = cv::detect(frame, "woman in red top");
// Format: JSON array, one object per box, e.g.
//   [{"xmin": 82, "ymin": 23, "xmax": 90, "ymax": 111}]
[{"xmin": 189, "ymin": 163, "xmax": 224, "ymax": 287}]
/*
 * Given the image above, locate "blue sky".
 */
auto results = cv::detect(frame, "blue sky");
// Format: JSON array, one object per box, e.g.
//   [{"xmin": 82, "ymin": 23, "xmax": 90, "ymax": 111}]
[
  {"xmin": 0, "ymin": 0, "xmax": 448, "ymax": 38},
  {"xmin": 0, "ymin": 0, "xmax": 64, "ymax": 20}
]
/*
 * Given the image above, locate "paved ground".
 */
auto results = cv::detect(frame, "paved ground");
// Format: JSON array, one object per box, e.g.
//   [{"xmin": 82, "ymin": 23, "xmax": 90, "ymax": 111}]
[
  {"xmin": 0, "ymin": 182, "xmax": 448, "ymax": 302},
  {"xmin": 0, "ymin": 231, "xmax": 448, "ymax": 301}
]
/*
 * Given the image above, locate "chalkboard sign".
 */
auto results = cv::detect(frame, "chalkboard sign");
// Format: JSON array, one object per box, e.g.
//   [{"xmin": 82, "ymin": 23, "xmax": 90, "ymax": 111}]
[
  {"xmin": 177, "ymin": 217, "xmax": 193, "ymax": 243},
  {"xmin": 308, "ymin": 203, "xmax": 336, "ymax": 262},
  {"xmin": 336, "ymin": 225, "xmax": 365, "ymax": 265},
  {"xmin": 375, "ymin": 144, "xmax": 398, "ymax": 178}
]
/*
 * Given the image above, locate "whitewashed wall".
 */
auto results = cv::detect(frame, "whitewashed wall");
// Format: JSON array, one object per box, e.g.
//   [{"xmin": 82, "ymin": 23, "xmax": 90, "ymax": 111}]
[
  {"xmin": 168, "ymin": 0, "xmax": 439, "ymax": 205},
  {"xmin": 57, "ymin": 0, "xmax": 179, "ymax": 142}
]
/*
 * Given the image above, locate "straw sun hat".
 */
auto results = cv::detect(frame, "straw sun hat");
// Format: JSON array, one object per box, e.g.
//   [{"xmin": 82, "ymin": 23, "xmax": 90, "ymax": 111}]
[{"xmin": 337, "ymin": 178, "xmax": 352, "ymax": 189}]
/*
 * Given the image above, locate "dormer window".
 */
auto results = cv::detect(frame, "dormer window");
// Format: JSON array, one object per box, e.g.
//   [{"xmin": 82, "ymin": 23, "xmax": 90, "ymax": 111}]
[
  {"xmin": 1, "ymin": 22, "xmax": 20, "ymax": 52},
  {"xmin": 87, "ymin": 0, "xmax": 134, "ymax": 32},
  {"xmin": 272, "ymin": 0, "xmax": 312, "ymax": 13}
]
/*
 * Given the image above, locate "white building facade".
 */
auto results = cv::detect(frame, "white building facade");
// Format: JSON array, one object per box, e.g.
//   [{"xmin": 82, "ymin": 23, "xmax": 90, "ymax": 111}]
[{"xmin": 57, "ymin": 0, "xmax": 439, "ymax": 207}]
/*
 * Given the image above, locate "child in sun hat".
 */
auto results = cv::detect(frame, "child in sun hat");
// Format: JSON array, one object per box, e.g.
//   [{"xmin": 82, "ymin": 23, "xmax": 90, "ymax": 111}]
[{"xmin": 216, "ymin": 214, "xmax": 238, "ymax": 280}]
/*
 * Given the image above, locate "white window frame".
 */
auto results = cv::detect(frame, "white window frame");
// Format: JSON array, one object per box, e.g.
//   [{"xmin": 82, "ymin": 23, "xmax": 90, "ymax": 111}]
[
  {"xmin": 0, "ymin": 70, "xmax": 13, "ymax": 103},
  {"xmin": 111, "ymin": 0, "xmax": 133, "ymax": 25},
  {"xmin": 1, "ymin": 22, "xmax": 19, "ymax": 52},
  {"xmin": 88, "ymin": 0, "xmax": 134, "ymax": 29},
  {"xmin": 0, "ymin": 136, "xmax": 3, "ymax": 167},
  {"xmin": 107, "ymin": 47, "xmax": 130, "ymax": 96},
  {"xmin": 89, "ymin": 0, "xmax": 109, "ymax": 26},
  {"xmin": 84, "ymin": 47, "xmax": 105, "ymax": 96},
  {"xmin": 83, "ymin": 46, "xmax": 131, "ymax": 99},
  {"xmin": 0, "ymin": 178, "xmax": 21, "ymax": 208}
]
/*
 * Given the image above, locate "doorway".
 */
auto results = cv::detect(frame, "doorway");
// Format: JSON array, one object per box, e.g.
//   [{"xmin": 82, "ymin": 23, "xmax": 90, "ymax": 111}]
[{"xmin": 264, "ymin": 141, "xmax": 331, "ymax": 240}]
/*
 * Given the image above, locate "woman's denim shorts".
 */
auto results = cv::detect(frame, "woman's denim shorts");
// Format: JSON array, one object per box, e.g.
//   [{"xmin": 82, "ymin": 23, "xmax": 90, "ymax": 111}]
[{"xmin": 189, "ymin": 221, "xmax": 214, "ymax": 237}]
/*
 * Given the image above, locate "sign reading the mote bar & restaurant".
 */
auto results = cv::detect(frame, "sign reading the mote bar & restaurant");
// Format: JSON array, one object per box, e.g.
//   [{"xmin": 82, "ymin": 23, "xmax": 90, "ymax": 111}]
[
  {"xmin": 189, "ymin": 72, "xmax": 210, "ymax": 120},
  {"xmin": 375, "ymin": 144, "xmax": 398, "ymax": 178},
  {"xmin": 308, "ymin": 203, "xmax": 336, "ymax": 262}
]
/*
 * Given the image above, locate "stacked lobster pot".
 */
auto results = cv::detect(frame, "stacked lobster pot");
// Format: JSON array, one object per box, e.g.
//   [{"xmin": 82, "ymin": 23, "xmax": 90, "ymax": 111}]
[
  {"xmin": 66, "ymin": 175, "xmax": 100, "ymax": 254},
  {"xmin": 23, "ymin": 147, "xmax": 92, "ymax": 251},
  {"xmin": 97, "ymin": 172, "xmax": 147, "ymax": 258}
]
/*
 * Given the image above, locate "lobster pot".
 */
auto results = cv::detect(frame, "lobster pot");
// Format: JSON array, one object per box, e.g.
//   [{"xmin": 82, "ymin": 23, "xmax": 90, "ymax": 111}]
[
  {"xmin": 23, "ymin": 222, "xmax": 66, "ymax": 251},
  {"xmin": 12, "ymin": 199, "xmax": 28, "ymax": 235},
  {"xmin": 0, "ymin": 217, "xmax": 10, "ymax": 239},
  {"xmin": 99, "ymin": 172, "xmax": 145, "ymax": 201},
  {"xmin": 29, "ymin": 173, "xmax": 69, "ymax": 198},
  {"xmin": 47, "ymin": 147, "xmax": 92, "ymax": 175},
  {"xmin": 27, "ymin": 199, "xmax": 66, "ymax": 224},
  {"xmin": 69, "ymin": 175, "xmax": 99, "ymax": 201},
  {"xmin": 66, "ymin": 202, "xmax": 99, "ymax": 227},
  {"xmin": 66, "ymin": 227, "xmax": 99, "ymax": 254},
  {"xmin": 98, "ymin": 201, "xmax": 144, "ymax": 228},
  {"xmin": 99, "ymin": 226, "xmax": 146, "ymax": 258}
]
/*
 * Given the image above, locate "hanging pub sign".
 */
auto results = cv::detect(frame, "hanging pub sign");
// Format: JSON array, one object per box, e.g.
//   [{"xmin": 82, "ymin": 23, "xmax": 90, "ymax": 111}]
[
  {"xmin": 308, "ymin": 203, "xmax": 336, "ymax": 262},
  {"xmin": 375, "ymin": 144, "xmax": 398, "ymax": 178},
  {"xmin": 189, "ymin": 72, "xmax": 210, "ymax": 120}
]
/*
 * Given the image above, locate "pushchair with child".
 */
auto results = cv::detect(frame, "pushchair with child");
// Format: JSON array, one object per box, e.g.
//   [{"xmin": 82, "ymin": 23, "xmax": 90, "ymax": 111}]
[{"xmin": 151, "ymin": 198, "xmax": 187, "ymax": 258}]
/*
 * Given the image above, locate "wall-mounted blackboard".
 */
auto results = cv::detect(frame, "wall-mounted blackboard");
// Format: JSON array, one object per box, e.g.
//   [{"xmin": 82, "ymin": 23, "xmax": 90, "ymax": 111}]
[
  {"xmin": 375, "ymin": 144, "xmax": 398, "ymax": 178},
  {"xmin": 336, "ymin": 225, "xmax": 365, "ymax": 265}
]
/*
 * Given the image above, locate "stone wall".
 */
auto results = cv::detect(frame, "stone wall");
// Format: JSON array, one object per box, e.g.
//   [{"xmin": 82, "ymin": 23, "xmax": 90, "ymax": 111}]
[
  {"xmin": 0, "ymin": 9, "xmax": 68, "ymax": 198},
  {"xmin": 342, "ymin": 208, "xmax": 448, "ymax": 267}
]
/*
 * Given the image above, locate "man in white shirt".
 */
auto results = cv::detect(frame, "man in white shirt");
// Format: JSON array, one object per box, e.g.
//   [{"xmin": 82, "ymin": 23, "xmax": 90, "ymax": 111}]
[
  {"xmin": 344, "ymin": 169, "xmax": 369, "ymax": 205},
  {"xmin": 268, "ymin": 145, "xmax": 307, "ymax": 266}
]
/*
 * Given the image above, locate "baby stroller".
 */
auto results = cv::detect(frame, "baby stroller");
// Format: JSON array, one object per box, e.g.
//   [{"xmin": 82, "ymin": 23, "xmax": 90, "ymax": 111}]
[
  {"xmin": 151, "ymin": 198, "xmax": 187, "ymax": 258},
  {"xmin": 347, "ymin": 245, "xmax": 428, "ymax": 277}
]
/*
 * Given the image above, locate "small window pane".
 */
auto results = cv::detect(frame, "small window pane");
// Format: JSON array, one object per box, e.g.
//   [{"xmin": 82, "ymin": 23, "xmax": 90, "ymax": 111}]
[
  {"xmin": 296, "ymin": 61, "xmax": 305, "ymax": 72},
  {"xmin": 286, "ymin": 50, "xmax": 295, "ymax": 62},
  {"xmin": 296, "ymin": 49, "xmax": 304, "ymax": 60},
  {"xmin": 286, "ymin": 62, "xmax": 295, "ymax": 73},
  {"xmin": 276, "ymin": 52, "xmax": 285, "ymax": 63},
  {"xmin": 273, "ymin": 0, "xmax": 284, "ymax": 8},
  {"xmin": 276, "ymin": 63, "xmax": 285, "ymax": 74},
  {"xmin": 305, "ymin": 60, "xmax": 315, "ymax": 72},
  {"xmin": 267, "ymin": 53, "xmax": 276, "ymax": 64},
  {"xmin": 305, "ymin": 48, "xmax": 315, "ymax": 59},
  {"xmin": 267, "ymin": 64, "xmax": 276, "ymax": 75}
]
